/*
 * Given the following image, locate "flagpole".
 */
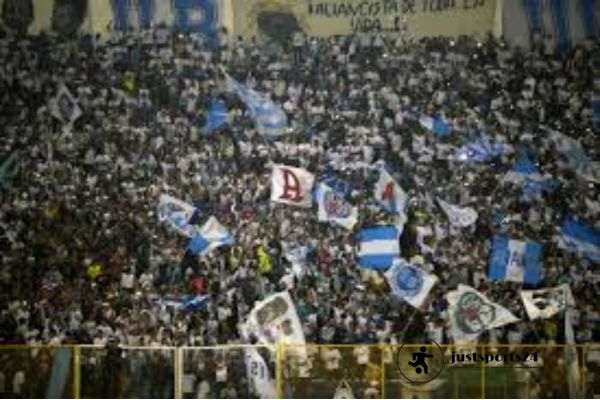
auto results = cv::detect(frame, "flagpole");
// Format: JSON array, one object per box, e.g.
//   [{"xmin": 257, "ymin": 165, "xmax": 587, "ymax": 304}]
[{"xmin": 399, "ymin": 308, "xmax": 419, "ymax": 343}]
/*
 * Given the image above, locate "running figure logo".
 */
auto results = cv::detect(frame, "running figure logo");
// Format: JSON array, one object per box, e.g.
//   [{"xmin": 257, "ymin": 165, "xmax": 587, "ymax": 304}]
[
  {"xmin": 408, "ymin": 346, "xmax": 433, "ymax": 374},
  {"xmin": 396, "ymin": 339, "xmax": 444, "ymax": 384}
]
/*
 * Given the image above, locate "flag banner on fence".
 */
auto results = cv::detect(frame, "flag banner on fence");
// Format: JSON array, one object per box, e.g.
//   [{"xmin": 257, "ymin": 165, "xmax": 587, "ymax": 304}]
[
  {"xmin": 226, "ymin": 74, "xmax": 288, "ymax": 135},
  {"xmin": 202, "ymin": 98, "xmax": 230, "ymax": 135},
  {"xmin": 158, "ymin": 194, "xmax": 201, "ymax": 237},
  {"xmin": 50, "ymin": 84, "xmax": 82, "ymax": 127},
  {"xmin": 270, "ymin": 165, "xmax": 315, "ymax": 208},
  {"xmin": 547, "ymin": 129, "xmax": 600, "ymax": 183},
  {"xmin": 245, "ymin": 291, "xmax": 305, "ymax": 347},
  {"xmin": 245, "ymin": 348, "xmax": 277, "ymax": 399},
  {"xmin": 186, "ymin": 216, "xmax": 234, "ymax": 255},
  {"xmin": 316, "ymin": 183, "xmax": 358, "ymax": 230},
  {"xmin": 384, "ymin": 259, "xmax": 438, "ymax": 309},
  {"xmin": 436, "ymin": 198, "xmax": 478, "ymax": 227},
  {"xmin": 446, "ymin": 284, "xmax": 519, "ymax": 342},
  {"xmin": 374, "ymin": 167, "xmax": 408, "ymax": 216},
  {"xmin": 419, "ymin": 114, "xmax": 453, "ymax": 137},
  {"xmin": 488, "ymin": 236, "xmax": 543, "ymax": 285},
  {"xmin": 557, "ymin": 218, "xmax": 600, "ymax": 263},
  {"xmin": 520, "ymin": 284, "xmax": 572, "ymax": 320},
  {"xmin": 357, "ymin": 226, "xmax": 400, "ymax": 270}
]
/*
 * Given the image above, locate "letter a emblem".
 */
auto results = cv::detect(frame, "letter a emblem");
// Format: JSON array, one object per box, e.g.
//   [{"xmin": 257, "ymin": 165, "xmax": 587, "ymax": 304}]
[{"xmin": 279, "ymin": 168, "xmax": 302, "ymax": 201}]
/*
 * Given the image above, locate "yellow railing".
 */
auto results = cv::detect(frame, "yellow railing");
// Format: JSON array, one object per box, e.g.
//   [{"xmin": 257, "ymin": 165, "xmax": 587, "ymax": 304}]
[{"xmin": 0, "ymin": 343, "xmax": 598, "ymax": 398}]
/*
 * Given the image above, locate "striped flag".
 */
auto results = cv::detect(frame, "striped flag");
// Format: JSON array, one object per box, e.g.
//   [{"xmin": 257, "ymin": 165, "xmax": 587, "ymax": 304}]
[{"xmin": 357, "ymin": 226, "xmax": 400, "ymax": 270}]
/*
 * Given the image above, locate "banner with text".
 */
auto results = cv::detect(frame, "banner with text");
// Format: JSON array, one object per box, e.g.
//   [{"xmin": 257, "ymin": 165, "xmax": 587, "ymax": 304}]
[{"xmin": 232, "ymin": 0, "xmax": 496, "ymax": 40}]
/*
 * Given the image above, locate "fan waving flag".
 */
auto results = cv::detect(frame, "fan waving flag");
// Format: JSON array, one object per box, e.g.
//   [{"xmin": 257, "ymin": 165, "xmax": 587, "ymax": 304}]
[
  {"xmin": 520, "ymin": 284, "xmax": 572, "ymax": 320},
  {"xmin": 202, "ymin": 98, "xmax": 230, "ymax": 135},
  {"xmin": 186, "ymin": 216, "xmax": 234, "ymax": 255},
  {"xmin": 158, "ymin": 194, "xmax": 202, "ymax": 237},
  {"xmin": 357, "ymin": 226, "xmax": 400, "ymax": 270},
  {"xmin": 385, "ymin": 259, "xmax": 438, "ymax": 309},
  {"xmin": 557, "ymin": 218, "xmax": 600, "ymax": 263},
  {"xmin": 454, "ymin": 134, "xmax": 510, "ymax": 163},
  {"xmin": 419, "ymin": 114, "xmax": 453, "ymax": 137},
  {"xmin": 271, "ymin": 165, "xmax": 315, "ymax": 208},
  {"xmin": 374, "ymin": 167, "xmax": 408, "ymax": 216},
  {"xmin": 503, "ymin": 155, "xmax": 555, "ymax": 200},
  {"xmin": 50, "ymin": 84, "xmax": 82, "ymax": 129},
  {"xmin": 447, "ymin": 284, "xmax": 519, "ymax": 342},
  {"xmin": 437, "ymin": 198, "xmax": 478, "ymax": 227},
  {"xmin": 488, "ymin": 236, "xmax": 542, "ymax": 285},
  {"xmin": 316, "ymin": 183, "xmax": 358, "ymax": 230},
  {"xmin": 226, "ymin": 74, "xmax": 288, "ymax": 135}
]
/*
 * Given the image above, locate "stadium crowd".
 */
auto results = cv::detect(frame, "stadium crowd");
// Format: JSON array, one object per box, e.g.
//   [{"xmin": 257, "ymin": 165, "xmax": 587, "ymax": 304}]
[{"xmin": 0, "ymin": 18, "xmax": 599, "ymax": 396}]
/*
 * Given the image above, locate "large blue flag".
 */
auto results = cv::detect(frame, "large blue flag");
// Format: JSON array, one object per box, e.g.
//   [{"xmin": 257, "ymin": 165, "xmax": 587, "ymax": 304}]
[
  {"xmin": 504, "ymin": 155, "xmax": 556, "ymax": 200},
  {"xmin": 488, "ymin": 236, "xmax": 543, "ymax": 285},
  {"xmin": 558, "ymin": 218, "xmax": 600, "ymax": 263},
  {"xmin": 357, "ymin": 226, "xmax": 400, "ymax": 270},
  {"xmin": 226, "ymin": 75, "xmax": 288, "ymax": 136},
  {"xmin": 202, "ymin": 98, "xmax": 230, "ymax": 135}
]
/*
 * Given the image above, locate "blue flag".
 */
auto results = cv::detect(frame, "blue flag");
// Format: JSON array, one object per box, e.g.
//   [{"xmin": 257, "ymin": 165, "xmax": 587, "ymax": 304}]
[
  {"xmin": 488, "ymin": 236, "xmax": 542, "ymax": 285},
  {"xmin": 419, "ymin": 114, "xmax": 453, "ymax": 137},
  {"xmin": 454, "ymin": 134, "xmax": 508, "ymax": 162},
  {"xmin": 558, "ymin": 218, "xmax": 600, "ymax": 263},
  {"xmin": 357, "ymin": 226, "xmax": 400, "ymax": 270},
  {"xmin": 504, "ymin": 155, "xmax": 556, "ymax": 200},
  {"xmin": 186, "ymin": 216, "xmax": 234, "ymax": 255},
  {"xmin": 384, "ymin": 259, "xmax": 438, "ymax": 309},
  {"xmin": 202, "ymin": 98, "xmax": 230, "ymax": 135},
  {"xmin": 226, "ymin": 75, "xmax": 288, "ymax": 136}
]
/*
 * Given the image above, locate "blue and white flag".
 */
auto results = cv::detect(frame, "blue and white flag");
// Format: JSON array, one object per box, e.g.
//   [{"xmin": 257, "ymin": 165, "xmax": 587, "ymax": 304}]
[
  {"xmin": 186, "ymin": 216, "xmax": 234, "ymax": 255},
  {"xmin": 549, "ymin": 129, "xmax": 600, "ymax": 183},
  {"xmin": 202, "ymin": 98, "xmax": 230, "ymax": 135},
  {"xmin": 173, "ymin": 0, "xmax": 219, "ymax": 42},
  {"xmin": 374, "ymin": 167, "xmax": 408, "ymax": 216},
  {"xmin": 357, "ymin": 226, "xmax": 400, "ymax": 270},
  {"xmin": 226, "ymin": 75, "xmax": 288, "ymax": 136},
  {"xmin": 321, "ymin": 171, "xmax": 354, "ymax": 198},
  {"xmin": 503, "ymin": 155, "xmax": 555, "ymax": 200},
  {"xmin": 488, "ymin": 236, "xmax": 543, "ymax": 285},
  {"xmin": 384, "ymin": 259, "xmax": 438, "ymax": 309},
  {"xmin": 160, "ymin": 294, "xmax": 210, "ymax": 311},
  {"xmin": 454, "ymin": 135, "xmax": 510, "ymax": 163},
  {"xmin": 419, "ymin": 114, "xmax": 453, "ymax": 137},
  {"xmin": 557, "ymin": 218, "xmax": 600, "ymax": 263},
  {"xmin": 158, "ymin": 194, "xmax": 201, "ymax": 238},
  {"xmin": 316, "ymin": 183, "xmax": 358, "ymax": 230}
]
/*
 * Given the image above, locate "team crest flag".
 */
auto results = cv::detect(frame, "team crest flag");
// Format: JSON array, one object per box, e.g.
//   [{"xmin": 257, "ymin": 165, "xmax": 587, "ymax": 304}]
[
  {"xmin": 245, "ymin": 348, "xmax": 277, "ymax": 399},
  {"xmin": 384, "ymin": 259, "xmax": 438, "ymax": 309},
  {"xmin": 488, "ymin": 236, "xmax": 543, "ymax": 285},
  {"xmin": 316, "ymin": 183, "xmax": 358, "ymax": 230},
  {"xmin": 357, "ymin": 226, "xmax": 401, "ymax": 270},
  {"xmin": 270, "ymin": 165, "xmax": 315, "ymax": 208},
  {"xmin": 374, "ymin": 167, "xmax": 408, "ymax": 216},
  {"xmin": 520, "ymin": 284, "xmax": 572, "ymax": 320},
  {"xmin": 437, "ymin": 198, "xmax": 478, "ymax": 227},
  {"xmin": 158, "ymin": 194, "xmax": 201, "ymax": 237},
  {"xmin": 245, "ymin": 291, "xmax": 305, "ymax": 347},
  {"xmin": 447, "ymin": 284, "xmax": 519, "ymax": 342}
]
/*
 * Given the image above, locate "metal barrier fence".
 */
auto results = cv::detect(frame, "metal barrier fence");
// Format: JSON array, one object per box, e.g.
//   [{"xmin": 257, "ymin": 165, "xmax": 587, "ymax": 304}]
[{"xmin": 0, "ymin": 344, "xmax": 598, "ymax": 398}]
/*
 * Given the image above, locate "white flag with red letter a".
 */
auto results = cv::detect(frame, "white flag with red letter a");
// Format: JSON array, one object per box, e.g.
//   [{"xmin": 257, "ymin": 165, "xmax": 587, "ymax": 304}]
[{"xmin": 270, "ymin": 165, "xmax": 315, "ymax": 208}]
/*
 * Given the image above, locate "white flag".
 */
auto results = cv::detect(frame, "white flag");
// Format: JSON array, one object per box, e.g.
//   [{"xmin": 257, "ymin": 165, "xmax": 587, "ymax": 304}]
[
  {"xmin": 437, "ymin": 198, "xmax": 478, "ymax": 227},
  {"xmin": 316, "ymin": 183, "xmax": 358, "ymax": 230},
  {"xmin": 520, "ymin": 284, "xmax": 572, "ymax": 320},
  {"xmin": 385, "ymin": 259, "xmax": 437, "ymax": 309},
  {"xmin": 245, "ymin": 291, "xmax": 305, "ymax": 347},
  {"xmin": 374, "ymin": 167, "xmax": 408, "ymax": 216},
  {"xmin": 446, "ymin": 284, "xmax": 519, "ymax": 342},
  {"xmin": 245, "ymin": 348, "xmax": 277, "ymax": 399},
  {"xmin": 270, "ymin": 165, "xmax": 315, "ymax": 208}
]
